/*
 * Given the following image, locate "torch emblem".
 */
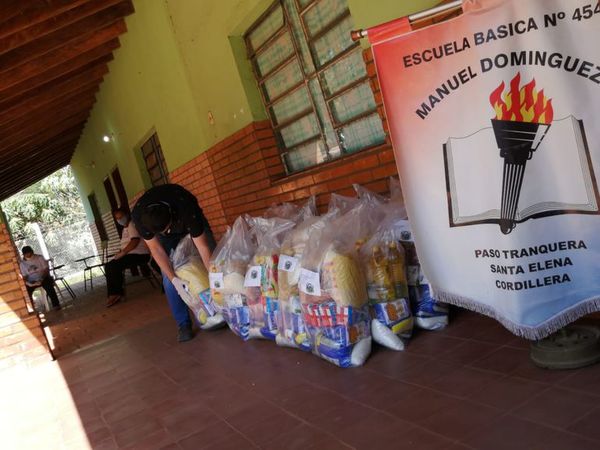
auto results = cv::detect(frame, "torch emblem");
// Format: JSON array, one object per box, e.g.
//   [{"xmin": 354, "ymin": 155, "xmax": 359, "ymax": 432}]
[{"xmin": 489, "ymin": 73, "xmax": 554, "ymax": 234}]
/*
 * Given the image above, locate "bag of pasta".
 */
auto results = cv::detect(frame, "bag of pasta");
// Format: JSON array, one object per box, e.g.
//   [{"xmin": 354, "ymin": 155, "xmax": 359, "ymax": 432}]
[
  {"xmin": 399, "ymin": 222, "xmax": 449, "ymax": 331},
  {"xmin": 171, "ymin": 235, "xmax": 225, "ymax": 330},
  {"xmin": 209, "ymin": 216, "xmax": 256, "ymax": 340},
  {"xmin": 244, "ymin": 217, "xmax": 295, "ymax": 340},
  {"xmin": 298, "ymin": 198, "xmax": 384, "ymax": 367},
  {"xmin": 360, "ymin": 211, "xmax": 413, "ymax": 351},
  {"xmin": 275, "ymin": 211, "xmax": 336, "ymax": 351}
]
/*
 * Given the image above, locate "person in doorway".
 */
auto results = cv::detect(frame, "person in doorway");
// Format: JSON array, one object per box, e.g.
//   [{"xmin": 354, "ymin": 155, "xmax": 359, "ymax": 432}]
[
  {"xmin": 131, "ymin": 184, "xmax": 216, "ymax": 342},
  {"xmin": 19, "ymin": 246, "xmax": 61, "ymax": 310},
  {"xmin": 105, "ymin": 208, "xmax": 152, "ymax": 308}
]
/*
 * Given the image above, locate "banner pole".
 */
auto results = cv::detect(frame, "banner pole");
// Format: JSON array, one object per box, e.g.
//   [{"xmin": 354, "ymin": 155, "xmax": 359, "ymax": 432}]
[{"xmin": 351, "ymin": 0, "xmax": 463, "ymax": 41}]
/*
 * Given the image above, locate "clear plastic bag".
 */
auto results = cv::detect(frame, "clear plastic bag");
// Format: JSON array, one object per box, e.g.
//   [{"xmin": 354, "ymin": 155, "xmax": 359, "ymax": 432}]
[
  {"xmin": 328, "ymin": 193, "xmax": 359, "ymax": 214},
  {"xmin": 360, "ymin": 212, "xmax": 413, "ymax": 351},
  {"xmin": 264, "ymin": 196, "xmax": 316, "ymax": 222},
  {"xmin": 389, "ymin": 177, "xmax": 404, "ymax": 203},
  {"xmin": 353, "ymin": 183, "xmax": 388, "ymax": 206},
  {"xmin": 399, "ymin": 221, "xmax": 449, "ymax": 331},
  {"xmin": 298, "ymin": 198, "xmax": 384, "ymax": 367},
  {"xmin": 209, "ymin": 216, "xmax": 256, "ymax": 340},
  {"xmin": 244, "ymin": 217, "xmax": 295, "ymax": 340},
  {"xmin": 171, "ymin": 235, "xmax": 225, "ymax": 330},
  {"xmin": 276, "ymin": 211, "xmax": 339, "ymax": 351}
]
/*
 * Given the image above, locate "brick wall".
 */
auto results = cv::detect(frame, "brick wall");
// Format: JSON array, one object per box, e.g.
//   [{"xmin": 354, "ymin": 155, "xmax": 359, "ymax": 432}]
[
  {"xmin": 89, "ymin": 211, "xmax": 124, "ymax": 257},
  {"xmin": 0, "ymin": 221, "xmax": 50, "ymax": 370},
  {"xmin": 170, "ymin": 49, "xmax": 397, "ymax": 239}
]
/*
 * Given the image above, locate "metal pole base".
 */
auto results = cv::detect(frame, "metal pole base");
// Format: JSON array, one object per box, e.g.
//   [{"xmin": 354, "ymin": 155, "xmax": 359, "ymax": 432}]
[{"xmin": 530, "ymin": 324, "xmax": 600, "ymax": 370}]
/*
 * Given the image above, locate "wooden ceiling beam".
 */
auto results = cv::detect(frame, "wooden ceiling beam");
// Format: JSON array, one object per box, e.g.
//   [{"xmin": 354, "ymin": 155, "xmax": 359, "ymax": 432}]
[
  {"xmin": 0, "ymin": 37, "xmax": 120, "ymax": 92},
  {"xmin": 0, "ymin": 1, "xmax": 90, "ymax": 39},
  {"xmin": 0, "ymin": 54, "xmax": 113, "ymax": 104},
  {"xmin": 0, "ymin": 75, "xmax": 101, "ymax": 126},
  {"xmin": 1, "ymin": 130, "xmax": 81, "ymax": 164},
  {"xmin": 0, "ymin": 127, "xmax": 83, "ymax": 175},
  {"xmin": 0, "ymin": 2, "xmax": 133, "ymax": 71},
  {"xmin": 0, "ymin": 63, "xmax": 107, "ymax": 112},
  {"xmin": 0, "ymin": 154, "xmax": 75, "ymax": 200},
  {"xmin": 0, "ymin": 115, "xmax": 89, "ymax": 156},
  {"xmin": 0, "ymin": 89, "xmax": 97, "ymax": 129},
  {"xmin": 0, "ymin": 148, "xmax": 77, "ymax": 180},
  {"xmin": 0, "ymin": 0, "xmax": 126, "ymax": 53},
  {"xmin": 0, "ymin": 110, "xmax": 90, "ymax": 152},
  {"xmin": 1, "ymin": 95, "xmax": 95, "ymax": 137}
]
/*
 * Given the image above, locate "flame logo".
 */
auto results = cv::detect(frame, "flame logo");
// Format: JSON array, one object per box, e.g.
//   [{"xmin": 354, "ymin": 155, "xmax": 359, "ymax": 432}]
[{"xmin": 489, "ymin": 73, "xmax": 554, "ymax": 124}]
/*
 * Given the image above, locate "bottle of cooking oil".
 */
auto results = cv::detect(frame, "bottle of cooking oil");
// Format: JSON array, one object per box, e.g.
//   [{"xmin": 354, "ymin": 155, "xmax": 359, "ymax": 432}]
[
  {"xmin": 369, "ymin": 245, "xmax": 394, "ymax": 301},
  {"xmin": 388, "ymin": 241, "xmax": 408, "ymax": 298}
]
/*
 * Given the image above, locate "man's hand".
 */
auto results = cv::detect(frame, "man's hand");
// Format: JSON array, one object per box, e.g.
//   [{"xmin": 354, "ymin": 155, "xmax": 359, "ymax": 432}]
[
  {"xmin": 172, "ymin": 277, "xmax": 195, "ymax": 305},
  {"xmin": 113, "ymin": 251, "xmax": 125, "ymax": 260}
]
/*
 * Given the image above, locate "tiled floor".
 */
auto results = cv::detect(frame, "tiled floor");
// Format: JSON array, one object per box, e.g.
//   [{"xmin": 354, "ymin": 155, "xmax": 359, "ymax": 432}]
[
  {"xmin": 40, "ymin": 274, "xmax": 170, "ymax": 357},
  {"xmin": 3, "ymin": 283, "xmax": 600, "ymax": 449}
]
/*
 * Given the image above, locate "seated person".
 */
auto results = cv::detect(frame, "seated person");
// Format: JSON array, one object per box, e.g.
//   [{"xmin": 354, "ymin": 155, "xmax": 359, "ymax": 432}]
[
  {"xmin": 105, "ymin": 208, "xmax": 151, "ymax": 307},
  {"xmin": 19, "ymin": 246, "xmax": 61, "ymax": 310}
]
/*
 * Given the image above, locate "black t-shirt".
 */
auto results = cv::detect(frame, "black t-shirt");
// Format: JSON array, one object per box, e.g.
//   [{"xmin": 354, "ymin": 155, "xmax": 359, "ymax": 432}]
[{"xmin": 132, "ymin": 184, "xmax": 208, "ymax": 242}]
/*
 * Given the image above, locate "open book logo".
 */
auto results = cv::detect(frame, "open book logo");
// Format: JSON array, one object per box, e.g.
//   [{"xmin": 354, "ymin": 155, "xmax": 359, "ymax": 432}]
[{"xmin": 443, "ymin": 73, "xmax": 600, "ymax": 234}]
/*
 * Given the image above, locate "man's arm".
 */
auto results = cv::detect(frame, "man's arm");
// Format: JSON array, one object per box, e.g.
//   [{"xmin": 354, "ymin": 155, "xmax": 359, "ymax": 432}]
[
  {"xmin": 144, "ymin": 237, "xmax": 176, "ymax": 281},
  {"xmin": 192, "ymin": 233, "xmax": 215, "ymax": 269},
  {"xmin": 115, "ymin": 238, "xmax": 141, "ymax": 259}
]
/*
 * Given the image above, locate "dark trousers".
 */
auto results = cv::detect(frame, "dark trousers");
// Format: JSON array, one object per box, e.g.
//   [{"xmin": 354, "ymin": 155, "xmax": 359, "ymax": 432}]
[
  {"xmin": 105, "ymin": 254, "xmax": 152, "ymax": 296},
  {"xmin": 27, "ymin": 276, "xmax": 60, "ymax": 308}
]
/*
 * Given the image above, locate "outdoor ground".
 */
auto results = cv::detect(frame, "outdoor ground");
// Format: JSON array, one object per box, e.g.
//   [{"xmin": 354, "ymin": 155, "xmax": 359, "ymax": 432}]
[{"xmin": 2, "ymin": 276, "xmax": 600, "ymax": 449}]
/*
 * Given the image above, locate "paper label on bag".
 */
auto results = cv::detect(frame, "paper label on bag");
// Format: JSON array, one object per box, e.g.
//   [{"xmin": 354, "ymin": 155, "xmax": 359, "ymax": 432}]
[
  {"xmin": 244, "ymin": 265, "xmax": 262, "ymax": 287},
  {"xmin": 278, "ymin": 255, "xmax": 298, "ymax": 273},
  {"xmin": 209, "ymin": 272, "xmax": 224, "ymax": 290},
  {"xmin": 299, "ymin": 269, "xmax": 321, "ymax": 296}
]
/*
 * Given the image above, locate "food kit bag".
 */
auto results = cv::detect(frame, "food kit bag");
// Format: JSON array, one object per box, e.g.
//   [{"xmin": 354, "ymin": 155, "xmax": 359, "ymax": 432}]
[
  {"xmin": 264, "ymin": 196, "xmax": 317, "ymax": 222},
  {"xmin": 361, "ymin": 211, "xmax": 413, "ymax": 351},
  {"xmin": 172, "ymin": 235, "xmax": 225, "ymax": 330},
  {"xmin": 209, "ymin": 216, "xmax": 256, "ymax": 340},
  {"xmin": 276, "ymin": 212, "xmax": 336, "ymax": 351},
  {"xmin": 298, "ymin": 199, "xmax": 383, "ymax": 367},
  {"xmin": 353, "ymin": 183, "xmax": 388, "ymax": 206},
  {"xmin": 398, "ymin": 220, "xmax": 449, "ymax": 331},
  {"xmin": 244, "ymin": 217, "xmax": 295, "ymax": 340},
  {"xmin": 328, "ymin": 193, "xmax": 360, "ymax": 214}
]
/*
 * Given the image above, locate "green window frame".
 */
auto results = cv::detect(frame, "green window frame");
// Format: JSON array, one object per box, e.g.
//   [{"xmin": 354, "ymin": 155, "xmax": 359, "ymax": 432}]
[{"xmin": 245, "ymin": 0, "xmax": 386, "ymax": 174}]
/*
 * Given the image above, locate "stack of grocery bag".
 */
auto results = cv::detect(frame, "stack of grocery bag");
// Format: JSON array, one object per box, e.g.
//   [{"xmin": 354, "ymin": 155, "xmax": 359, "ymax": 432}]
[{"xmin": 170, "ymin": 178, "xmax": 449, "ymax": 367}]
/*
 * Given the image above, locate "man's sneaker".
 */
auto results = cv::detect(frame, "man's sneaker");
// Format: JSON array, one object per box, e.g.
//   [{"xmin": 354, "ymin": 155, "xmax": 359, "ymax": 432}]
[{"xmin": 177, "ymin": 324, "xmax": 194, "ymax": 342}]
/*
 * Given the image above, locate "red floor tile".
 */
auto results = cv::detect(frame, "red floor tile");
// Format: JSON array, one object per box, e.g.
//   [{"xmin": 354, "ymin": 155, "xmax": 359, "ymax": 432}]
[
  {"xmin": 512, "ymin": 387, "xmax": 599, "ymax": 429},
  {"xmin": 420, "ymin": 399, "xmax": 502, "ymax": 441},
  {"xmin": 467, "ymin": 376, "xmax": 547, "ymax": 411},
  {"xmin": 567, "ymin": 408, "xmax": 600, "ymax": 442},
  {"xmin": 7, "ymin": 281, "xmax": 600, "ymax": 450},
  {"xmin": 431, "ymin": 366, "xmax": 505, "ymax": 398}
]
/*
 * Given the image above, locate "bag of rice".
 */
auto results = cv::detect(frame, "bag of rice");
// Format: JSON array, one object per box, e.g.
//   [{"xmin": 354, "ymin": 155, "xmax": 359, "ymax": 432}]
[
  {"xmin": 209, "ymin": 216, "xmax": 256, "ymax": 340},
  {"xmin": 244, "ymin": 217, "xmax": 295, "ymax": 340},
  {"xmin": 299, "ymin": 198, "xmax": 384, "ymax": 367},
  {"xmin": 171, "ymin": 235, "xmax": 225, "ymax": 330}
]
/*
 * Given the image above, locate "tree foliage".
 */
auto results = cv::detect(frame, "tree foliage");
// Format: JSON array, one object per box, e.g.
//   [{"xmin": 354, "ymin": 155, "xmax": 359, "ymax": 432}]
[{"xmin": 1, "ymin": 167, "xmax": 86, "ymax": 240}]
